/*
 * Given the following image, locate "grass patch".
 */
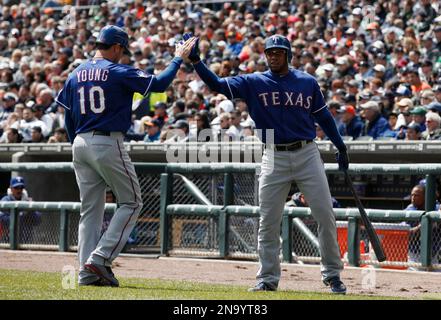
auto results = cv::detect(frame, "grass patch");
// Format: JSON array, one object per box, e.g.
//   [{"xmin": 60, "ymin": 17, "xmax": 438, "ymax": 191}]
[{"xmin": 0, "ymin": 269, "xmax": 403, "ymax": 300}]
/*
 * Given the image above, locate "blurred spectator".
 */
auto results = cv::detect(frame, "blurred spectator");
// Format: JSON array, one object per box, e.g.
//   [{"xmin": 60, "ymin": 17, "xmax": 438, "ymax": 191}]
[
  {"xmin": 0, "ymin": 176, "xmax": 41, "ymax": 243},
  {"xmin": 47, "ymin": 127, "xmax": 67, "ymax": 143},
  {"xmin": 143, "ymin": 119, "xmax": 161, "ymax": 143},
  {"xmin": 0, "ymin": 0, "xmax": 438, "ymax": 144},
  {"xmin": 359, "ymin": 101, "xmax": 389, "ymax": 139},
  {"xmin": 404, "ymin": 184, "xmax": 440, "ymax": 268},
  {"xmin": 422, "ymin": 111, "xmax": 441, "ymax": 140},
  {"xmin": 409, "ymin": 106, "xmax": 428, "ymax": 132},
  {"xmin": 337, "ymin": 105, "xmax": 364, "ymax": 140},
  {"xmin": 30, "ymin": 126, "xmax": 45, "ymax": 143},
  {"xmin": 194, "ymin": 111, "xmax": 213, "ymax": 142},
  {"xmin": 10, "ymin": 106, "xmax": 48, "ymax": 142},
  {"xmin": 405, "ymin": 123, "xmax": 422, "ymax": 141},
  {"xmin": 165, "ymin": 120, "xmax": 190, "ymax": 143}
]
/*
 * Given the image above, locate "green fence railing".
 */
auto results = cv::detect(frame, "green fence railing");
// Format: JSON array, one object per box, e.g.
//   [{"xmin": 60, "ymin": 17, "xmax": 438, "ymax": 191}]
[
  {"xmin": 2, "ymin": 162, "xmax": 441, "ymax": 270},
  {"xmin": 0, "ymin": 201, "xmax": 116, "ymax": 251}
]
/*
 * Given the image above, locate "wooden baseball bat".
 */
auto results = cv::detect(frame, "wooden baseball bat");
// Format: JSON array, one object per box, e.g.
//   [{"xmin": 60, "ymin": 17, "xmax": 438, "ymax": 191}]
[{"xmin": 344, "ymin": 170, "xmax": 387, "ymax": 262}]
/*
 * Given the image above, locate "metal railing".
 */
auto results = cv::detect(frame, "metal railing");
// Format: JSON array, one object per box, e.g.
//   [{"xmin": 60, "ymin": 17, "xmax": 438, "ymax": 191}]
[
  {"xmin": 1, "ymin": 162, "xmax": 441, "ymax": 270},
  {"xmin": 0, "ymin": 201, "xmax": 116, "ymax": 251}
]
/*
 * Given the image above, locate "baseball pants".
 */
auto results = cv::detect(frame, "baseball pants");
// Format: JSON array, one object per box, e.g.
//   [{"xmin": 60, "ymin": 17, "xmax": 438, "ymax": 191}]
[
  {"xmin": 73, "ymin": 132, "xmax": 143, "ymax": 283},
  {"xmin": 256, "ymin": 142, "xmax": 343, "ymax": 289}
]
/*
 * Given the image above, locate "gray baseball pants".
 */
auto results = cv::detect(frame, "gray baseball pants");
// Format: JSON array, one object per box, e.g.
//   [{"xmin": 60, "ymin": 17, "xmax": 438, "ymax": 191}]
[
  {"xmin": 256, "ymin": 142, "xmax": 343, "ymax": 289},
  {"xmin": 73, "ymin": 132, "xmax": 143, "ymax": 283}
]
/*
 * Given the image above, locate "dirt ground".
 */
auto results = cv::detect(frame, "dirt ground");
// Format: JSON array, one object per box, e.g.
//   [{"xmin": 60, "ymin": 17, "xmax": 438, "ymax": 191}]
[{"xmin": 1, "ymin": 250, "xmax": 440, "ymax": 299}]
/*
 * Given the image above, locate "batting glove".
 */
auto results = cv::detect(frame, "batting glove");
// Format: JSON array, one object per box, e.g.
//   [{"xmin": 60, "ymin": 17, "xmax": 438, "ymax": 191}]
[
  {"xmin": 183, "ymin": 32, "xmax": 200, "ymax": 63},
  {"xmin": 335, "ymin": 149, "xmax": 349, "ymax": 171}
]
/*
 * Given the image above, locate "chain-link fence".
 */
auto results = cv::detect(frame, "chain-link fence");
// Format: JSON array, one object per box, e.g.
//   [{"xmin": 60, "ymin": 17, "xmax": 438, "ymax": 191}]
[
  {"xmin": 2, "ymin": 167, "xmax": 441, "ymax": 271},
  {"xmin": 167, "ymin": 172, "xmax": 259, "ymax": 257},
  {"xmin": 0, "ymin": 210, "xmax": 59, "ymax": 250}
]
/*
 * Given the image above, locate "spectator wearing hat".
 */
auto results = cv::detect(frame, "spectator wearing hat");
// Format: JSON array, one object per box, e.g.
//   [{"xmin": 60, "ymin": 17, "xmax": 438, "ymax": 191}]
[
  {"xmin": 409, "ymin": 106, "xmax": 428, "ymax": 132},
  {"xmin": 422, "ymin": 111, "xmax": 441, "ymax": 140},
  {"xmin": 393, "ymin": 98, "xmax": 414, "ymax": 129},
  {"xmin": 165, "ymin": 119, "xmax": 191, "ymax": 143},
  {"xmin": 427, "ymin": 101, "xmax": 441, "ymax": 115},
  {"xmin": 335, "ymin": 56, "xmax": 355, "ymax": 78},
  {"xmin": 226, "ymin": 31, "xmax": 243, "ymax": 56},
  {"xmin": 0, "ymin": 176, "xmax": 41, "ymax": 243},
  {"xmin": 327, "ymin": 101, "xmax": 343, "ymax": 128},
  {"xmin": 143, "ymin": 119, "xmax": 162, "ymax": 143},
  {"xmin": 360, "ymin": 101, "xmax": 389, "ymax": 139},
  {"xmin": 337, "ymin": 105, "xmax": 364, "ymax": 140},
  {"xmin": 394, "ymin": 85, "xmax": 412, "ymax": 101},
  {"xmin": 404, "ymin": 123, "xmax": 422, "ymax": 141},
  {"xmin": 420, "ymin": 89, "xmax": 435, "ymax": 106},
  {"xmin": 0, "ymin": 92, "xmax": 18, "ymax": 131}
]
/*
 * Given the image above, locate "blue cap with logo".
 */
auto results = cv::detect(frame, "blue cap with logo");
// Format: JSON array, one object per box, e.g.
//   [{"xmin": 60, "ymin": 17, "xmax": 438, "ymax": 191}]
[
  {"xmin": 96, "ymin": 25, "xmax": 131, "ymax": 55},
  {"xmin": 10, "ymin": 176, "xmax": 25, "ymax": 188}
]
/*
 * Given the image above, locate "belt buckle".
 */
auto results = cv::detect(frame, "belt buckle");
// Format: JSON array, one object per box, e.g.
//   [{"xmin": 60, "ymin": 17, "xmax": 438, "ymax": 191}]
[{"xmin": 287, "ymin": 141, "xmax": 301, "ymax": 151}]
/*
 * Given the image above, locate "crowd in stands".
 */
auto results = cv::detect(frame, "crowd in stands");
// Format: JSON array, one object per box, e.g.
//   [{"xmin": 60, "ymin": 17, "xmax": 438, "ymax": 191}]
[{"xmin": 0, "ymin": 0, "xmax": 440, "ymax": 144}]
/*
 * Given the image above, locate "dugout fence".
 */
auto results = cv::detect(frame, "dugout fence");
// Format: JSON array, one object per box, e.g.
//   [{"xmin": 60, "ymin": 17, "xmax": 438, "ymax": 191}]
[{"xmin": 0, "ymin": 162, "xmax": 440, "ymax": 271}]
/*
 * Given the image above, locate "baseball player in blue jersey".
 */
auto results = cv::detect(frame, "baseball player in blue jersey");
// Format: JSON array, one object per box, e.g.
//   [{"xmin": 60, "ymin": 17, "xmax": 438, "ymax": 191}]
[
  {"xmin": 185, "ymin": 34, "xmax": 349, "ymax": 294},
  {"xmin": 56, "ymin": 25, "xmax": 197, "ymax": 287}
]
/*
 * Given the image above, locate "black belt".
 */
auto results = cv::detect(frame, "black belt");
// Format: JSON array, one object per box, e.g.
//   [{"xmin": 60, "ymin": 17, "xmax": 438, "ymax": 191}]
[
  {"xmin": 92, "ymin": 130, "xmax": 111, "ymax": 136},
  {"xmin": 267, "ymin": 140, "xmax": 313, "ymax": 151}
]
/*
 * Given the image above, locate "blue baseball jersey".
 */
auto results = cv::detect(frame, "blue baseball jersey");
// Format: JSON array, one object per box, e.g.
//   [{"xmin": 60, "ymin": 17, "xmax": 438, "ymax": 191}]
[
  {"xmin": 55, "ymin": 59, "xmax": 154, "ymax": 134},
  {"xmin": 204, "ymin": 68, "xmax": 326, "ymax": 144}
]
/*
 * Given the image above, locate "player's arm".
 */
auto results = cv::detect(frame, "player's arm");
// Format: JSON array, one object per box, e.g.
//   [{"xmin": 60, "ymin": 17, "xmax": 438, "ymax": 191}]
[
  {"xmin": 64, "ymin": 108, "xmax": 75, "ymax": 143},
  {"xmin": 149, "ymin": 57, "xmax": 184, "ymax": 92},
  {"xmin": 310, "ymin": 80, "xmax": 348, "ymax": 170},
  {"xmin": 313, "ymin": 108, "xmax": 346, "ymax": 151},
  {"xmin": 125, "ymin": 37, "xmax": 198, "ymax": 95},
  {"xmin": 55, "ymin": 85, "xmax": 76, "ymax": 143},
  {"xmin": 184, "ymin": 34, "xmax": 244, "ymax": 100}
]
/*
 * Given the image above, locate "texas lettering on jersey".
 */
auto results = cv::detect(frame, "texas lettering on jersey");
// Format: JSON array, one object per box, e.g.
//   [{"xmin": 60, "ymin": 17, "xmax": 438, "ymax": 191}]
[{"xmin": 258, "ymin": 91, "xmax": 312, "ymax": 109}]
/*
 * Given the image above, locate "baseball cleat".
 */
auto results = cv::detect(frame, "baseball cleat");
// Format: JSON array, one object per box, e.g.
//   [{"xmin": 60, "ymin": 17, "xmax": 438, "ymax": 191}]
[
  {"xmin": 248, "ymin": 282, "xmax": 276, "ymax": 292},
  {"xmin": 84, "ymin": 263, "xmax": 119, "ymax": 287},
  {"xmin": 323, "ymin": 277, "xmax": 347, "ymax": 294},
  {"xmin": 79, "ymin": 278, "xmax": 110, "ymax": 287}
]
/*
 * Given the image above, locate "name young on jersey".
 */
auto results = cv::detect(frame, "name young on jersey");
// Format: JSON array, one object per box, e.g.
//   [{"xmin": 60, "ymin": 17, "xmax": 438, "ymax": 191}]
[
  {"xmin": 76, "ymin": 69, "xmax": 109, "ymax": 83},
  {"xmin": 258, "ymin": 91, "xmax": 312, "ymax": 109}
]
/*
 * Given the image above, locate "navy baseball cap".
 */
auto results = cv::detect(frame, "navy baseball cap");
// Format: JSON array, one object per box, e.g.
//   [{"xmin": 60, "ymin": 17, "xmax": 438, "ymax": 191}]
[
  {"xmin": 96, "ymin": 25, "xmax": 131, "ymax": 55},
  {"xmin": 10, "ymin": 176, "xmax": 25, "ymax": 188},
  {"xmin": 428, "ymin": 102, "xmax": 441, "ymax": 113}
]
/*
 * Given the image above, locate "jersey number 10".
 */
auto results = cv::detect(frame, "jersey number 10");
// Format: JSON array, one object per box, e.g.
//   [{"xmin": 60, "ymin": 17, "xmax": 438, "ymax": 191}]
[{"xmin": 78, "ymin": 86, "xmax": 106, "ymax": 114}]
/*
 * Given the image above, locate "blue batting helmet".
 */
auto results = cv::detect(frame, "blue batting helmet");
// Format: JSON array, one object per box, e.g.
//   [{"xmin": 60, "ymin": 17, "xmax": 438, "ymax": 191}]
[
  {"xmin": 96, "ymin": 25, "xmax": 131, "ymax": 55},
  {"xmin": 264, "ymin": 35, "xmax": 293, "ymax": 62}
]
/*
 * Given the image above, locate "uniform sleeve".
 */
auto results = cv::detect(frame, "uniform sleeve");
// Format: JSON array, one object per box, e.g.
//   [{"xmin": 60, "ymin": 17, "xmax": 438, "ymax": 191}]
[
  {"xmin": 310, "ymin": 79, "xmax": 327, "ymax": 114},
  {"xmin": 55, "ymin": 84, "xmax": 71, "ymax": 111},
  {"xmin": 122, "ymin": 67, "xmax": 154, "ymax": 97},
  {"xmin": 193, "ymin": 60, "xmax": 247, "ymax": 100},
  {"xmin": 122, "ymin": 57, "xmax": 183, "ymax": 96}
]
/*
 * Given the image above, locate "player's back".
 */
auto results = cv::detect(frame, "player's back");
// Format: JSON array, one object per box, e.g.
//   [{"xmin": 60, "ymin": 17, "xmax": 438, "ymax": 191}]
[{"xmin": 63, "ymin": 59, "xmax": 149, "ymax": 134}]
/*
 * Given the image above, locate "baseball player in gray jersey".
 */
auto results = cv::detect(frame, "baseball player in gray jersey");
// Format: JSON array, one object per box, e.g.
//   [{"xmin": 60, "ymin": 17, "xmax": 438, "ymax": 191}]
[
  {"xmin": 185, "ymin": 34, "xmax": 349, "ymax": 294},
  {"xmin": 56, "ymin": 25, "xmax": 196, "ymax": 287}
]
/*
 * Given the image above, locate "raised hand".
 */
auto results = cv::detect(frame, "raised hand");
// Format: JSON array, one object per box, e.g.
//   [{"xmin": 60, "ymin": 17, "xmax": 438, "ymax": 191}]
[
  {"xmin": 183, "ymin": 32, "xmax": 200, "ymax": 63},
  {"xmin": 175, "ymin": 36, "xmax": 198, "ymax": 62}
]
